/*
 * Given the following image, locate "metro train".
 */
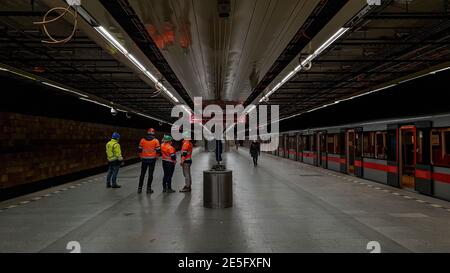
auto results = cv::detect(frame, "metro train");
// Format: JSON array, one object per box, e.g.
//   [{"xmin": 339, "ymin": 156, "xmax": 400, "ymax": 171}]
[{"xmin": 265, "ymin": 113, "xmax": 450, "ymax": 201}]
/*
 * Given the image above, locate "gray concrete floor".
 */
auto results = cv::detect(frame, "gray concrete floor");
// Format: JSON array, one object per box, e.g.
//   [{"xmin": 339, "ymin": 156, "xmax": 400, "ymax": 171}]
[{"xmin": 2, "ymin": 148, "xmax": 450, "ymax": 253}]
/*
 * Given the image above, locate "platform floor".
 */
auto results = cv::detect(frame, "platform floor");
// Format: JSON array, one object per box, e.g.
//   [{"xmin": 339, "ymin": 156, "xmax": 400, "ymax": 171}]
[{"xmin": 2, "ymin": 148, "xmax": 450, "ymax": 253}]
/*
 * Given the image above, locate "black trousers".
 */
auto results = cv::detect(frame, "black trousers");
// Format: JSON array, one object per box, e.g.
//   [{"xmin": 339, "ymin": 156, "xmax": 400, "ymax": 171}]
[
  {"xmin": 162, "ymin": 161, "xmax": 175, "ymax": 190},
  {"xmin": 138, "ymin": 159, "xmax": 156, "ymax": 190},
  {"xmin": 252, "ymin": 155, "xmax": 258, "ymax": 165}
]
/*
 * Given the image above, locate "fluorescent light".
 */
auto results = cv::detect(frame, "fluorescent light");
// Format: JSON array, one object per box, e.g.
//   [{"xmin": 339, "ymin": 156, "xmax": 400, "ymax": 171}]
[
  {"xmin": 314, "ymin": 28, "xmax": 349, "ymax": 56},
  {"xmin": 429, "ymin": 66, "xmax": 450, "ymax": 75},
  {"xmin": 257, "ymin": 28, "xmax": 350, "ymax": 103},
  {"xmin": 244, "ymin": 105, "xmax": 257, "ymax": 115},
  {"xmin": 398, "ymin": 74, "xmax": 428, "ymax": 84},
  {"xmin": 128, "ymin": 54, "xmax": 147, "ymax": 72},
  {"xmin": 338, "ymin": 84, "xmax": 397, "ymax": 103},
  {"xmin": 135, "ymin": 112, "xmax": 169, "ymax": 124},
  {"xmin": 42, "ymin": 82, "xmax": 88, "ymax": 98},
  {"xmin": 0, "ymin": 67, "xmax": 8, "ymax": 71},
  {"xmin": 94, "ymin": 26, "xmax": 128, "ymax": 55},
  {"xmin": 94, "ymin": 26, "xmax": 181, "ymax": 104},
  {"xmin": 79, "ymin": 97, "xmax": 112, "ymax": 108},
  {"xmin": 6, "ymin": 70, "xmax": 37, "ymax": 81},
  {"xmin": 144, "ymin": 71, "xmax": 158, "ymax": 82}
]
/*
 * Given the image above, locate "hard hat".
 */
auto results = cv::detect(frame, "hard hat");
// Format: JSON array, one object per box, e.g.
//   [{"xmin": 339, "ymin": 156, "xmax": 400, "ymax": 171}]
[
  {"xmin": 182, "ymin": 131, "xmax": 191, "ymax": 139},
  {"xmin": 112, "ymin": 132, "xmax": 121, "ymax": 139},
  {"xmin": 163, "ymin": 135, "xmax": 173, "ymax": 142},
  {"xmin": 147, "ymin": 128, "xmax": 155, "ymax": 135}
]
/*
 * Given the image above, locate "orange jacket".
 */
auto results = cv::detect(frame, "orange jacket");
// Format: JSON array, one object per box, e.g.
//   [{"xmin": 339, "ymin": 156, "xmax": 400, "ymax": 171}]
[
  {"xmin": 161, "ymin": 142, "xmax": 176, "ymax": 163},
  {"xmin": 139, "ymin": 138, "xmax": 161, "ymax": 159},
  {"xmin": 181, "ymin": 140, "xmax": 193, "ymax": 163}
]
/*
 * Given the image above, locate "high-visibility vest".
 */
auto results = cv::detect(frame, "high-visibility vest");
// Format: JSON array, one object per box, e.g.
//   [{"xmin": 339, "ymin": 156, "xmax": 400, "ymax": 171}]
[
  {"xmin": 106, "ymin": 139, "xmax": 123, "ymax": 162},
  {"xmin": 181, "ymin": 140, "xmax": 193, "ymax": 163},
  {"xmin": 161, "ymin": 142, "xmax": 176, "ymax": 163},
  {"xmin": 139, "ymin": 138, "xmax": 160, "ymax": 159}
]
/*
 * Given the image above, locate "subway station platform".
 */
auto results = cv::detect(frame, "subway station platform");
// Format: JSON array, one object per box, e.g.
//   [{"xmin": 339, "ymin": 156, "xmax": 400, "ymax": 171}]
[{"xmin": 2, "ymin": 148, "xmax": 450, "ymax": 253}]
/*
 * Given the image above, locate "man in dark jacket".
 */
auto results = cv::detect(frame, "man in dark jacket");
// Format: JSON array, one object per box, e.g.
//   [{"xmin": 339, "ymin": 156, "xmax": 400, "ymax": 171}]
[{"xmin": 249, "ymin": 140, "xmax": 260, "ymax": 166}]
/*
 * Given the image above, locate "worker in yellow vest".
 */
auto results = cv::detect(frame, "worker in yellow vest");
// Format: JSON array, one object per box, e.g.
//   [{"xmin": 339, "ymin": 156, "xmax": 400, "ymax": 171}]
[{"xmin": 106, "ymin": 132, "xmax": 124, "ymax": 188}]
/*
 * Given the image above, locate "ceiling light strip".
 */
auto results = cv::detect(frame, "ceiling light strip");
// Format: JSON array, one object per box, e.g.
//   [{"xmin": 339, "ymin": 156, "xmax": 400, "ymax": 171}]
[
  {"xmin": 42, "ymin": 81, "xmax": 89, "ymax": 98},
  {"xmin": 258, "ymin": 27, "xmax": 349, "ymax": 103},
  {"xmin": 93, "ymin": 26, "xmax": 179, "ymax": 104}
]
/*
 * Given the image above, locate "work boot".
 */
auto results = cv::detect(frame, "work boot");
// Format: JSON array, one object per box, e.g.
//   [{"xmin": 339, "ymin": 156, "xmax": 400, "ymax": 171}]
[
  {"xmin": 146, "ymin": 188, "xmax": 154, "ymax": 194},
  {"xmin": 112, "ymin": 185, "xmax": 121, "ymax": 189},
  {"xmin": 138, "ymin": 188, "xmax": 142, "ymax": 194},
  {"xmin": 163, "ymin": 188, "xmax": 167, "ymax": 193},
  {"xmin": 106, "ymin": 184, "xmax": 112, "ymax": 188},
  {"xmin": 179, "ymin": 186, "xmax": 191, "ymax": 193},
  {"xmin": 167, "ymin": 189, "xmax": 176, "ymax": 193}
]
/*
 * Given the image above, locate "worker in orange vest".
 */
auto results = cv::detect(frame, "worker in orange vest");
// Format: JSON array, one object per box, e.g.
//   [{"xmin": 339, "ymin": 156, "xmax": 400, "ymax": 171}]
[
  {"xmin": 137, "ymin": 128, "xmax": 161, "ymax": 194},
  {"xmin": 161, "ymin": 135, "xmax": 177, "ymax": 193},
  {"xmin": 180, "ymin": 131, "xmax": 193, "ymax": 193}
]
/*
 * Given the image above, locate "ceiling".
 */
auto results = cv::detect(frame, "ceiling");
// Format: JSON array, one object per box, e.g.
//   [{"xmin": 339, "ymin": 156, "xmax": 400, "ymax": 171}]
[
  {"xmin": 265, "ymin": 0, "xmax": 450, "ymax": 118},
  {"xmin": 126, "ymin": 0, "xmax": 320, "ymax": 103},
  {"xmin": 0, "ymin": 0, "xmax": 177, "ymax": 121},
  {"xmin": 1, "ymin": 0, "xmax": 450, "ymax": 125}
]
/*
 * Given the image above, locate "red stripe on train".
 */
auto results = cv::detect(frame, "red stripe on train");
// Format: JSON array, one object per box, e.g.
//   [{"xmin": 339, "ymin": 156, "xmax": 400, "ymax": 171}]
[
  {"xmin": 354, "ymin": 161, "xmax": 398, "ymax": 173},
  {"xmin": 415, "ymin": 170, "xmax": 450, "ymax": 184},
  {"xmin": 327, "ymin": 156, "xmax": 346, "ymax": 164},
  {"xmin": 303, "ymin": 152, "xmax": 317, "ymax": 158}
]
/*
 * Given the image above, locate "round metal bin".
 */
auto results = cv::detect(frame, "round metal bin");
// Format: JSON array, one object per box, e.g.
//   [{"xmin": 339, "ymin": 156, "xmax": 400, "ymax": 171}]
[{"xmin": 203, "ymin": 169, "xmax": 233, "ymax": 208}]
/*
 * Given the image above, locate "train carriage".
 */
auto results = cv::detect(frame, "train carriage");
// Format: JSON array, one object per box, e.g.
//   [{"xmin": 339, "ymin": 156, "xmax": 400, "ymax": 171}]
[{"xmin": 271, "ymin": 113, "xmax": 450, "ymax": 201}]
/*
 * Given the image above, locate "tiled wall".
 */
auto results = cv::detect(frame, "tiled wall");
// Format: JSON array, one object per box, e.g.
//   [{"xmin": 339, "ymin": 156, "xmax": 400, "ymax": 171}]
[{"xmin": 0, "ymin": 112, "xmax": 156, "ymax": 190}]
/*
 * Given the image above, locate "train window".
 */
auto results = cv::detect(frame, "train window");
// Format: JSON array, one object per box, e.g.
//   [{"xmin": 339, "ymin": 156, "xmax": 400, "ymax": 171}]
[
  {"xmin": 309, "ymin": 135, "xmax": 316, "ymax": 151},
  {"xmin": 288, "ymin": 136, "xmax": 295, "ymax": 150},
  {"xmin": 363, "ymin": 132, "xmax": 375, "ymax": 158},
  {"xmin": 327, "ymin": 135, "xmax": 335, "ymax": 153},
  {"xmin": 302, "ymin": 136, "xmax": 308, "ymax": 151},
  {"xmin": 431, "ymin": 128, "xmax": 450, "ymax": 167},
  {"xmin": 417, "ymin": 130, "xmax": 424, "ymax": 164},
  {"xmin": 298, "ymin": 136, "xmax": 303, "ymax": 151},
  {"xmin": 375, "ymin": 131, "xmax": 387, "ymax": 160},
  {"xmin": 386, "ymin": 130, "xmax": 397, "ymax": 161},
  {"xmin": 326, "ymin": 134, "xmax": 340, "ymax": 154}
]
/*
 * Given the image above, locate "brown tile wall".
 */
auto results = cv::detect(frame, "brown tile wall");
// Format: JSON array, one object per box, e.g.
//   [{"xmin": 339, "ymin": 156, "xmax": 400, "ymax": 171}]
[{"xmin": 0, "ymin": 112, "xmax": 158, "ymax": 190}]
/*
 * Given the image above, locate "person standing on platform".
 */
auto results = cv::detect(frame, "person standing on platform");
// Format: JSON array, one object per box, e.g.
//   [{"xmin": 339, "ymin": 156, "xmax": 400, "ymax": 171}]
[
  {"xmin": 137, "ymin": 128, "xmax": 161, "ymax": 194},
  {"xmin": 161, "ymin": 135, "xmax": 177, "ymax": 193},
  {"xmin": 106, "ymin": 132, "xmax": 124, "ymax": 188},
  {"xmin": 249, "ymin": 140, "xmax": 261, "ymax": 166},
  {"xmin": 180, "ymin": 131, "xmax": 193, "ymax": 193}
]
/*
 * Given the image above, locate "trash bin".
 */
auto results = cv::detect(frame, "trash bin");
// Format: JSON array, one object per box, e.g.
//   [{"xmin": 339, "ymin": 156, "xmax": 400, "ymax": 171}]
[{"xmin": 203, "ymin": 169, "xmax": 233, "ymax": 208}]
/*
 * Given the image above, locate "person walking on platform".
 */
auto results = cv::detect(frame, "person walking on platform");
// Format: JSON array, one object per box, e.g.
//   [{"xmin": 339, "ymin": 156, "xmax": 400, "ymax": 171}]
[
  {"xmin": 180, "ymin": 131, "xmax": 193, "ymax": 193},
  {"xmin": 250, "ymin": 140, "xmax": 260, "ymax": 166},
  {"xmin": 106, "ymin": 132, "xmax": 124, "ymax": 188},
  {"xmin": 161, "ymin": 135, "xmax": 177, "ymax": 193},
  {"xmin": 137, "ymin": 128, "xmax": 161, "ymax": 194}
]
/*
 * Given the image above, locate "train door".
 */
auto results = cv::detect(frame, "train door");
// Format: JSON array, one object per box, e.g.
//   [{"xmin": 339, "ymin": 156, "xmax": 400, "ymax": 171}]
[
  {"xmin": 399, "ymin": 126, "xmax": 416, "ymax": 189},
  {"xmin": 354, "ymin": 128, "xmax": 364, "ymax": 177},
  {"xmin": 318, "ymin": 132, "xmax": 327, "ymax": 168},
  {"xmin": 346, "ymin": 129, "xmax": 356, "ymax": 175},
  {"xmin": 297, "ymin": 134, "xmax": 303, "ymax": 162}
]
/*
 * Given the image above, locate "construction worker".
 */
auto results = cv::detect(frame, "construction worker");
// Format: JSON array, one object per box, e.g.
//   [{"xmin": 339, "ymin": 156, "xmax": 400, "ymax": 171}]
[
  {"xmin": 137, "ymin": 128, "xmax": 161, "ymax": 194},
  {"xmin": 106, "ymin": 132, "xmax": 124, "ymax": 188},
  {"xmin": 161, "ymin": 135, "xmax": 177, "ymax": 193},
  {"xmin": 180, "ymin": 131, "xmax": 193, "ymax": 192}
]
